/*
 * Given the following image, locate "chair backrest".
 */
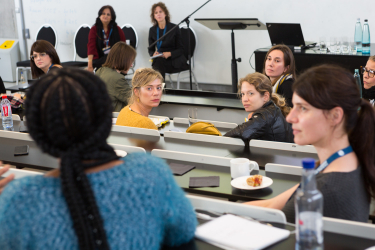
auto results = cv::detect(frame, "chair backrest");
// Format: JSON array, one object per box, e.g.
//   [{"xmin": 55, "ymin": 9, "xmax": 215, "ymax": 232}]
[
  {"xmin": 173, "ymin": 117, "xmax": 238, "ymax": 129},
  {"xmin": 265, "ymin": 163, "xmax": 302, "ymax": 176},
  {"xmin": 36, "ymin": 24, "xmax": 57, "ymax": 49},
  {"xmin": 0, "ymin": 167, "xmax": 43, "ymax": 179},
  {"xmin": 187, "ymin": 194, "xmax": 287, "ymax": 224},
  {"xmin": 121, "ymin": 24, "xmax": 138, "ymax": 49},
  {"xmin": 180, "ymin": 25, "xmax": 197, "ymax": 64},
  {"xmin": 108, "ymin": 143, "xmax": 146, "ymax": 153},
  {"xmin": 323, "ymin": 217, "xmax": 375, "ymax": 240},
  {"xmin": 163, "ymin": 131, "xmax": 244, "ymax": 146},
  {"xmin": 73, "ymin": 24, "xmax": 91, "ymax": 60},
  {"xmin": 250, "ymin": 139, "xmax": 317, "ymax": 154},
  {"xmin": 151, "ymin": 149, "xmax": 233, "ymax": 167},
  {"xmin": 0, "ymin": 76, "xmax": 6, "ymax": 94}
]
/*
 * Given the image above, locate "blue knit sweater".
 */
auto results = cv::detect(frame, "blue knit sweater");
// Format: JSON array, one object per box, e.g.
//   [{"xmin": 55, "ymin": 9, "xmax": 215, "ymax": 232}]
[{"xmin": 0, "ymin": 153, "xmax": 197, "ymax": 250}]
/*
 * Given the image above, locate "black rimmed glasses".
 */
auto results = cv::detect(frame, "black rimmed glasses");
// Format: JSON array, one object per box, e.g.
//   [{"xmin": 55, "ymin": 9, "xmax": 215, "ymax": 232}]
[
  {"xmin": 30, "ymin": 53, "xmax": 47, "ymax": 61},
  {"xmin": 361, "ymin": 66, "xmax": 375, "ymax": 78}
]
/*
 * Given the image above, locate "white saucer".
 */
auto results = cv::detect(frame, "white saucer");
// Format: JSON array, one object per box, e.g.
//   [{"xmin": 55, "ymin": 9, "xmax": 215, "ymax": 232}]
[{"xmin": 231, "ymin": 175, "xmax": 273, "ymax": 190}]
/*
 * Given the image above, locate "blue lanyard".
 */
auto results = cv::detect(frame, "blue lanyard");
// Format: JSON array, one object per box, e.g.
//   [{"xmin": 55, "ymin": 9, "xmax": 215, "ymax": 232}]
[
  {"xmin": 47, "ymin": 63, "xmax": 54, "ymax": 73},
  {"xmin": 102, "ymin": 28, "xmax": 113, "ymax": 47},
  {"xmin": 314, "ymin": 145, "xmax": 353, "ymax": 174},
  {"xmin": 156, "ymin": 26, "xmax": 167, "ymax": 51}
]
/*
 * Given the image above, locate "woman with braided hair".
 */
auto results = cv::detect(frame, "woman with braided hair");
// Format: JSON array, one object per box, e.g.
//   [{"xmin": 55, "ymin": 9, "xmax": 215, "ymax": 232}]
[{"xmin": 0, "ymin": 69, "xmax": 196, "ymax": 249}]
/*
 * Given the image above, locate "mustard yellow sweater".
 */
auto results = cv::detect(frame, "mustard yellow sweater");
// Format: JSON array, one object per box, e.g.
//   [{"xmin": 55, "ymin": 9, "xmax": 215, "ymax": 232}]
[{"xmin": 116, "ymin": 105, "xmax": 158, "ymax": 130}]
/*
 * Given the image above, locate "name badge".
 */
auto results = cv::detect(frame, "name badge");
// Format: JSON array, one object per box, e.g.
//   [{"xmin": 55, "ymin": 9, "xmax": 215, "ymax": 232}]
[{"xmin": 103, "ymin": 46, "xmax": 111, "ymax": 55}]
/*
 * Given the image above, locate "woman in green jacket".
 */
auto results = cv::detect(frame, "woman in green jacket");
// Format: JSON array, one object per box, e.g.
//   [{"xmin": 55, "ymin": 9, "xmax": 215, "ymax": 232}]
[{"xmin": 96, "ymin": 42, "xmax": 136, "ymax": 112}]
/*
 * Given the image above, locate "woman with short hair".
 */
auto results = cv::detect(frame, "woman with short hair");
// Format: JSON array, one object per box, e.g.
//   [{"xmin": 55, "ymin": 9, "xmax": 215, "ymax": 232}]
[
  {"xmin": 96, "ymin": 42, "xmax": 136, "ymax": 112},
  {"xmin": 116, "ymin": 68, "xmax": 163, "ymax": 130},
  {"xmin": 30, "ymin": 40, "xmax": 62, "ymax": 78},
  {"xmin": 224, "ymin": 72, "xmax": 293, "ymax": 144},
  {"xmin": 263, "ymin": 44, "xmax": 296, "ymax": 107},
  {"xmin": 87, "ymin": 5, "xmax": 126, "ymax": 72},
  {"xmin": 148, "ymin": 2, "xmax": 188, "ymax": 79}
]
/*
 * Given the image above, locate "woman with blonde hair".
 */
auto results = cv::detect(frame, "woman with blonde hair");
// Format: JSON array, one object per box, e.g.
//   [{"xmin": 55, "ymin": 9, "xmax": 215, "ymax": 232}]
[
  {"xmin": 224, "ymin": 72, "xmax": 293, "ymax": 144},
  {"xmin": 116, "ymin": 68, "xmax": 163, "ymax": 130}
]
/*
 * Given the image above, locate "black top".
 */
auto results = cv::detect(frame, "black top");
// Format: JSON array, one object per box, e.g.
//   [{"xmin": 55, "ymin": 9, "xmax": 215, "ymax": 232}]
[
  {"xmin": 224, "ymin": 101, "xmax": 294, "ymax": 144},
  {"xmin": 276, "ymin": 78, "xmax": 294, "ymax": 107},
  {"xmin": 362, "ymin": 85, "xmax": 375, "ymax": 105},
  {"xmin": 282, "ymin": 167, "xmax": 370, "ymax": 223},
  {"xmin": 148, "ymin": 22, "xmax": 187, "ymax": 68}
]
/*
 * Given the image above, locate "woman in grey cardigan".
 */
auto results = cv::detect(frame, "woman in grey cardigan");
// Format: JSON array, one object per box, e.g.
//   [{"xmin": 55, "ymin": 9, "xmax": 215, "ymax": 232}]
[{"xmin": 96, "ymin": 42, "xmax": 136, "ymax": 112}]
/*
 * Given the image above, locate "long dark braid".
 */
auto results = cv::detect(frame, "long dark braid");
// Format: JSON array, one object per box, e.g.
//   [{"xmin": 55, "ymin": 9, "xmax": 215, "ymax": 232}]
[{"xmin": 25, "ymin": 68, "xmax": 119, "ymax": 249}]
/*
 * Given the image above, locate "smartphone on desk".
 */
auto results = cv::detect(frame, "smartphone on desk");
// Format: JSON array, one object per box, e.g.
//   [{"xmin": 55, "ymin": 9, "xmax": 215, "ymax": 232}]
[{"xmin": 14, "ymin": 145, "xmax": 29, "ymax": 156}]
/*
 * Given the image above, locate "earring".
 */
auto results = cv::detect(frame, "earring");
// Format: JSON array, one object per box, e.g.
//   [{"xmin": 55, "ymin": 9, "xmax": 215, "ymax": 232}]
[{"xmin": 137, "ymin": 98, "xmax": 140, "ymax": 102}]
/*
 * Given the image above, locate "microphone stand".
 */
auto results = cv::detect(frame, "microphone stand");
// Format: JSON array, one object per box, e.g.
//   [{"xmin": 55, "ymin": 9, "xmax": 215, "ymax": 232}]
[{"xmin": 148, "ymin": 0, "xmax": 211, "ymax": 90}]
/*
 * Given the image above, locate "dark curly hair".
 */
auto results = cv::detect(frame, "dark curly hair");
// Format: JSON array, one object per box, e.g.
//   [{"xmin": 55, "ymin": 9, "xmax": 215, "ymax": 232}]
[
  {"xmin": 150, "ymin": 2, "xmax": 171, "ymax": 26},
  {"xmin": 25, "ymin": 68, "xmax": 119, "ymax": 250}
]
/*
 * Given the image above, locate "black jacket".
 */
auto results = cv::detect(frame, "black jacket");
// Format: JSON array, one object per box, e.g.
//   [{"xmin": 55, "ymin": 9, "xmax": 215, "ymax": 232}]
[
  {"xmin": 276, "ymin": 78, "xmax": 294, "ymax": 107},
  {"xmin": 148, "ymin": 22, "xmax": 187, "ymax": 68},
  {"xmin": 224, "ymin": 101, "xmax": 294, "ymax": 144}
]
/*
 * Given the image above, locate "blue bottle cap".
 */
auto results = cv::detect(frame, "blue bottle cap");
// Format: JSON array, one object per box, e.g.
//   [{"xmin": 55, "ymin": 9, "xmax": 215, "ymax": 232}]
[{"xmin": 302, "ymin": 158, "xmax": 316, "ymax": 169}]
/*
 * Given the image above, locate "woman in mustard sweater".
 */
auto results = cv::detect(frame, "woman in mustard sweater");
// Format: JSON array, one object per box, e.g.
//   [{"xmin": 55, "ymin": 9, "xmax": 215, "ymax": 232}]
[{"xmin": 116, "ymin": 68, "xmax": 163, "ymax": 130}]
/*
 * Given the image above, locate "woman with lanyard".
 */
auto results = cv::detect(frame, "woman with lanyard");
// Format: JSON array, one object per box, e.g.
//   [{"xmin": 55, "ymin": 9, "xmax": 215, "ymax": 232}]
[
  {"xmin": 87, "ymin": 5, "xmax": 125, "ymax": 72},
  {"xmin": 246, "ymin": 65, "xmax": 375, "ymax": 223},
  {"xmin": 148, "ymin": 2, "xmax": 189, "ymax": 80},
  {"xmin": 263, "ymin": 44, "xmax": 296, "ymax": 107},
  {"xmin": 30, "ymin": 40, "xmax": 62, "ymax": 79}
]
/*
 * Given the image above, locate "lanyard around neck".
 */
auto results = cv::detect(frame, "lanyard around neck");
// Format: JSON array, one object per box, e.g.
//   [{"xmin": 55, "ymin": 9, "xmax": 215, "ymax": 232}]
[
  {"xmin": 157, "ymin": 25, "xmax": 167, "ymax": 51},
  {"xmin": 314, "ymin": 145, "xmax": 353, "ymax": 174},
  {"xmin": 102, "ymin": 28, "xmax": 113, "ymax": 47},
  {"xmin": 47, "ymin": 63, "xmax": 54, "ymax": 73}
]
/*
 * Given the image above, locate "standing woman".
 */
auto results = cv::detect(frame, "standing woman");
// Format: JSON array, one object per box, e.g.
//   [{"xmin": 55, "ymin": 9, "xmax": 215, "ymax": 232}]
[
  {"xmin": 30, "ymin": 40, "xmax": 62, "ymax": 79},
  {"xmin": 263, "ymin": 45, "xmax": 296, "ymax": 107},
  {"xmin": 148, "ymin": 2, "xmax": 188, "ymax": 79},
  {"xmin": 87, "ymin": 5, "xmax": 125, "ymax": 72}
]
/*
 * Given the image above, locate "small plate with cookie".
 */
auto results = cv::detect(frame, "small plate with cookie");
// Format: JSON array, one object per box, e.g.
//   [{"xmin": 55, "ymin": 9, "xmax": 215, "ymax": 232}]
[{"xmin": 231, "ymin": 175, "xmax": 273, "ymax": 190}]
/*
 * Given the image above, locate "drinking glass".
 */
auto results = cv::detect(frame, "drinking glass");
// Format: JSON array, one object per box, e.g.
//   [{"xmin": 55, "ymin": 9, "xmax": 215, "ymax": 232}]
[
  {"xmin": 341, "ymin": 37, "xmax": 349, "ymax": 54},
  {"xmin": 336, "ymin": 40, "xmax": 342, "ymax": 54},
  {"xmin": 349, "ymin": 38, "xmax": 357, "ymax": 55},
  {"xmin": 188, "ymin": 108, "xmax": 198, "ymax": 126},
  {"xmin": 329, "ymin": 37, "xmax": 337, "ymax": 54},
  {"xmin": 319, "ymin": 37, "xmax": 327, "ymax": 53}
]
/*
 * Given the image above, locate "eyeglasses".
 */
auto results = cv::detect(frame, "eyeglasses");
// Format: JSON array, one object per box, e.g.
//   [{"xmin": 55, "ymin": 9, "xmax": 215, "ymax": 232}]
[
  {"xmin": 101, "ymin": 13, "xmax": 111, "ymax": 17},
  {"xmin": 361, "ymin": 66, "xmax": 375, "ymax": 78},
  {"xmin": 30, "ymin": 52, "xmax": 47, "ymax": 60}
]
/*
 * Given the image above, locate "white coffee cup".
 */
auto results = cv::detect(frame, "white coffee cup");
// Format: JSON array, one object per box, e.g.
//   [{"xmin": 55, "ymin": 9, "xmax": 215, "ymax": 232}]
[{"xmin": 230, "ymin": 158, "xmax": 259, "ymax": 179}]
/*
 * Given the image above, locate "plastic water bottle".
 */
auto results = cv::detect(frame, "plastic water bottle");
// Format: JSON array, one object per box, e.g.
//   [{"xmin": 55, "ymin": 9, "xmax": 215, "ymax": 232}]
[
  {"xmin": 354, "ymin": 18, "xmax": 362, "ymax": 52},
  {"xmin": 1, "ymin": 95, "xmax": 13, "ymax": 129},
  {"xmin": 354, "ymin": 69, "xmax": 362, "ymax": 98},
  {"xmin": 362, "ymin": 19, "xmax": 371, "ymax": 54},
  {"xmin": 295, "ymin": 158, "xmax": 323, "ymax": 250},
  {"xmin": 20, "ymin": 72, "xmax": 26, "ymax": 85}
]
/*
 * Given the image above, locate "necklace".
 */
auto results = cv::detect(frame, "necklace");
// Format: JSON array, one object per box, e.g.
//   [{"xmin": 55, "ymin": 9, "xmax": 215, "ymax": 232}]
[{"xmin": 129, "ymin": 105, "xmax": 147, "ymax": 117}]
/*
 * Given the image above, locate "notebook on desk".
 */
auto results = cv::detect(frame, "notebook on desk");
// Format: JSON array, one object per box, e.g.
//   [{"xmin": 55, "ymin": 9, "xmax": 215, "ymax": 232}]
[{"xmin": 266, "ymin": 23, "xmax": 316, "ymax": 50}]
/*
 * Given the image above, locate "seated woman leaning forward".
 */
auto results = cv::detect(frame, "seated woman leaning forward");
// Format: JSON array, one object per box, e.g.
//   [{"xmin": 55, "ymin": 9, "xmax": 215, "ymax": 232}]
[
  {"xmin": 224, "ymin": 72, "xmax": 293, "ymax": 143},
  {"xmin": 96, "ymin": 42, "xmax": 137, "ymax": 112},
  {"xmin": 116, "ymin": 68, "xmax": 163, "ymax": 130},
  {"xmin": 0, "ymin": 68, "xmax": 196, "ymax": 249},
  {"xmin": 246, "ymin": 65, "xmax": 375, "ymax": 223},
  {"xmin": 30, "ymin": 40, "xmax": 62, "ymax": 79}
]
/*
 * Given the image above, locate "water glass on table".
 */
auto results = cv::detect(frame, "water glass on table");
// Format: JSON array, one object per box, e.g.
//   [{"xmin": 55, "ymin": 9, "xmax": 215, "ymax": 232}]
[
  {"xmin": 335, "ymin": 40, "xmax": 342, "ymax": 54},
  {"xmin": 341, "ymin": 37, "xmax": 349, "ymax": 54},
  {"xmin": 349, "ymin": 38, "xmax": 357, "ymax": 54},
  {"xmin": 329, "ymin": 37, "xmax": 337, "ymax": 54},
  {"xmin": 188, "ymin": 108, "xmax": 198, "ymax": 126},
  {"xmin": 319, "ymin": 37, "xmax": 327, "ymax": 53}
]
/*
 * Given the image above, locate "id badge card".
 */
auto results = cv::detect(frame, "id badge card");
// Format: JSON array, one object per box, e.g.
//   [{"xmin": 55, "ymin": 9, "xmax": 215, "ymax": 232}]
[{"xmin": 103, "ymin": 46, "xmax": 111, "ymax": 55}]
